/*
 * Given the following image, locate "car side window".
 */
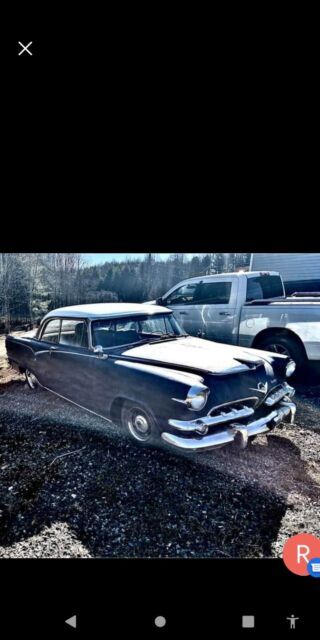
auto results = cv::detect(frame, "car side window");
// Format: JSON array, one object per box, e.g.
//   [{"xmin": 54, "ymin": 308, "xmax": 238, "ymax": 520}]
[
  {"xmin": 92, "ymin": 320, "xmax": 114, "ymax": 348},
  {"xmin": 165, "ymin": 283, "xmax": 197, "ymax": 305},
  {"xmin": 60, "ymin": 320, "xmax": 89, "ymax": 349},
  {"xmin": 193, "ymin": 282, "xmax": 232, "ymax": 304},
  {"xmin": 40, "ymin": 319, "xmax": 61, "ymax": 343}
]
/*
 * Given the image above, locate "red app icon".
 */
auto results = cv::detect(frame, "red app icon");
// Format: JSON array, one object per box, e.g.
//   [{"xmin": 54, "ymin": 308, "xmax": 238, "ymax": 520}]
[{"xmin": 283, "ymin": 533, "xmax": 320, "ymax": 576}]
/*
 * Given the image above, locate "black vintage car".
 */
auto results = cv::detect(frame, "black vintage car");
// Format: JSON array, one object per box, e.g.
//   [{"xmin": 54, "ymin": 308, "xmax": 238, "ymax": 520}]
[{"xmin": 5, "ymin": 303, "xmax": 297, "ymax": 452}]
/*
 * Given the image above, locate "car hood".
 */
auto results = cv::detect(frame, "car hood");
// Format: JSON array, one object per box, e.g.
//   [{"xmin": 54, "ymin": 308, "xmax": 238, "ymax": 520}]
[{"xmin": 122, "ymin": 336, "xmax": 286, "ymax": 375}]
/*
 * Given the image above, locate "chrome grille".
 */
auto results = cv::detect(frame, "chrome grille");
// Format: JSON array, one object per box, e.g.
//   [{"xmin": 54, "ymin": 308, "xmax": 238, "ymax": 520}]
[
  {"xmin": 208, "ymin": 396, "xmax": 259, "ymax": 416},
  {"xmin": 206, "ymin": 397, "xmax": 259, "ymax": 426}
]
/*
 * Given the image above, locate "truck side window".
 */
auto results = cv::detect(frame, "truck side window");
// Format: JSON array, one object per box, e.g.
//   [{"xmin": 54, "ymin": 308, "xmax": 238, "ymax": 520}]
[
  {"xmin": 165, "ymin": 283, "xmax": 197, "ymax": 305},
  {"xmin": 246, "ymin": 275, "xmax": 284, "ymax": 301},
  {"xmin": 193, "ymin": 282, "xmax": 232, "ymax": 304}
]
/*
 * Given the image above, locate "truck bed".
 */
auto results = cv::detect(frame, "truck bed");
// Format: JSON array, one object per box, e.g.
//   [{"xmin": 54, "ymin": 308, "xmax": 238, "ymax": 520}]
[{"xmin": 245, "ymin": 297, "xmax": 320, "ymax": 306}]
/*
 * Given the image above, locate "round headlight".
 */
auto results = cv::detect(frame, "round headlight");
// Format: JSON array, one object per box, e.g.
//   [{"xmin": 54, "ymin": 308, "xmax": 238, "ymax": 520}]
[
  {"xmin": 186, "ymin": 385, "xmax": 209, "ymax": 411},
  {"xmin": 190, "ymin": 393, "xmax": 207, "ymax": 410},
  {"xmin": 286, "ymin": 360, "xmax": 296, "ymax": 377}
]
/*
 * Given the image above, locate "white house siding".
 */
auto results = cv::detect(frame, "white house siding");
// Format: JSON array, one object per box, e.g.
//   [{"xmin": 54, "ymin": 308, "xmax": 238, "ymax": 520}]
[{"xmin": 250, "ymin": 254, "xmax": 320, "ymax": 292}]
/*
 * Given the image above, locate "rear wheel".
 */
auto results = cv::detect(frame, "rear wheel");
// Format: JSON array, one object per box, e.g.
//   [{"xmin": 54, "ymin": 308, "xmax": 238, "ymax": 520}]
[
  {"xmin": 256, "ymin": 335, "xmax": 306, "ymax": 371},
  {"xmin": 25, "ymin": 369, "xmax": 40, "ymax": 390},
  {"xmin": 121, "ymin": 401, "xmax": 159, "ymax": 447}
]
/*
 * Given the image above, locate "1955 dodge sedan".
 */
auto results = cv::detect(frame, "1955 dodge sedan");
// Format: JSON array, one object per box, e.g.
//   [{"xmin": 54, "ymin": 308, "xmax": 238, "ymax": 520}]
[{"xmin": 5, "ymin": 303, "xmax": 297, "ymax": 452}]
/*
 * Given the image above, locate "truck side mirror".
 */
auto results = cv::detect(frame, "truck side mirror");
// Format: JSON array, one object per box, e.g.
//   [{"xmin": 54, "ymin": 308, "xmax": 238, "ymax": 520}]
[{"xmin": 156, "ymin": 297, "xmax": 163, "ymax": 305}]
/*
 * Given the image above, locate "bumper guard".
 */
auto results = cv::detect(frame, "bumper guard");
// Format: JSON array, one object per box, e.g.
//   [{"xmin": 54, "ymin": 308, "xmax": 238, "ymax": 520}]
[{"xmin": 161, "ymin": 398, "xmax": 296, "ymax": 452}]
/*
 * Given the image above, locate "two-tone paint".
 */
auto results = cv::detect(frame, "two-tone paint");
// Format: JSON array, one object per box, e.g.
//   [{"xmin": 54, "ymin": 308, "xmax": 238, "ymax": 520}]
[{"xmin": 5, "ymin": 303, "xmax": 297, "ymax": 452}]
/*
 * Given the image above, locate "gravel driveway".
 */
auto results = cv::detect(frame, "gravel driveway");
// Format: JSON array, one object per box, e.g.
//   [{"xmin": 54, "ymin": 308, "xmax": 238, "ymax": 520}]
[{"xmin": 0, "ymin": 335, "xmax": 319, "ymax": 559}]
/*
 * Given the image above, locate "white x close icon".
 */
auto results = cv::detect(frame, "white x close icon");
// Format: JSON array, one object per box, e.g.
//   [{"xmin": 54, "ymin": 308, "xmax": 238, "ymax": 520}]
[{"xmin": 18, "ymin": 41, "xmax": 33, "ymax": 56}]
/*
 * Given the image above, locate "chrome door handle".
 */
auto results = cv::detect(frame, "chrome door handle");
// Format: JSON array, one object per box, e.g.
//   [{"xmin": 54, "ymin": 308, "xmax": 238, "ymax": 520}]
[
  {"xmin": 219, "ymin": 312, "xmax": 231, "ymax": 316},
  {"xmin": 50, "ymin": 346, "xmax": 59, "ymax": 351}
]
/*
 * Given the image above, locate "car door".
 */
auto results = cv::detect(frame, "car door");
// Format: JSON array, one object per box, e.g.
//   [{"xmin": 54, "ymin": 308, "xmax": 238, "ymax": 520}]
[
  {"xmin": 47, "ymin": 318, "xmax": 95, "ymax": 408},
  {"xmin": 33, "ymin": 318, "xmax": 62, "ymax": 387},
  {"xmin": 162, "ymin": 281, "xmax": 199, "ymax": 334},
  {"xmin": 88, "ymin": 318, "xmax": 132, "ymax": 417}
]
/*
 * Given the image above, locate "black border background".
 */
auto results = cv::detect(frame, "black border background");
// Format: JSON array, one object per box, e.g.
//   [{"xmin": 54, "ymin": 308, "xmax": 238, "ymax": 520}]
[{"xmin": 2, "ymin": 9, "xmax": 319, "ymax": 637}]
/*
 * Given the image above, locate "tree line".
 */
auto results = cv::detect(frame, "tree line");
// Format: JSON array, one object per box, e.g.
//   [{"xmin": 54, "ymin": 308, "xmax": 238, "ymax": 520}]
[{"xmin": 0, "ymin": 253, "xmax": 250, "ymax": 332}]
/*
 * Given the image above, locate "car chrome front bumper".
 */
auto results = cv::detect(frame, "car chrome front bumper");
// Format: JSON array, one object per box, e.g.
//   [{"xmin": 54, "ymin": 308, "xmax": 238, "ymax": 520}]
[{"xmin": 161, "ymin": 399, "xmax": 296, "ymax": 452}]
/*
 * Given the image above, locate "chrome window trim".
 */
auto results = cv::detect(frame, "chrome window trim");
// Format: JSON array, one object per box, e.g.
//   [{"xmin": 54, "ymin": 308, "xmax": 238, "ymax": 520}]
[
  {"xmin": 40, "ymin": 350, "xmax": 97, "ymax": 359},
  {"xmin": 89, "ymin": 314, "xmax": 183, "ymax": 352},
  {"xmin": 39, "ymin": 317, "xmax": 62, "ymax": 344},
  {"xmin": 39, "ymin": 316, "xmax": 91, "ymax": 351}
]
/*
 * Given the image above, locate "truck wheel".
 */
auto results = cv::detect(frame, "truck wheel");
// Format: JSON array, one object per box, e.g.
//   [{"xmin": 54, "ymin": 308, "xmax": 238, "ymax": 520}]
[
  {"xmin": 256, "ymin": 335, "xmax": 306, "ymax": 371},
  {"xmin": 121, "ymin": 401, "xmax": 159, "ymax": 447},
  {"xmin": 25, "ymin": 369, "xmax": 40, "ymax": 391}
]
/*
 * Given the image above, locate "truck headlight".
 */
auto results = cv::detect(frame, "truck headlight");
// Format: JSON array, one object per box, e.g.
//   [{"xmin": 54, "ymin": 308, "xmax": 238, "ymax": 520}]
[
  {"xmin": 286, "ymin": 360, "xmax": 296, "ymax": 378},
  {"xmin": 186, "ymin": 385, "xmax": 209, "ymax": 411}
]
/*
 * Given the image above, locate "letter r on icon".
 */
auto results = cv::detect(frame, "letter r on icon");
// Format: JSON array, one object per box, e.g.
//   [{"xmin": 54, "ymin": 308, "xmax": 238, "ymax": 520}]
[{"xmin": 297, "ymin": 544, "xmax": 310, "ymax": 564}]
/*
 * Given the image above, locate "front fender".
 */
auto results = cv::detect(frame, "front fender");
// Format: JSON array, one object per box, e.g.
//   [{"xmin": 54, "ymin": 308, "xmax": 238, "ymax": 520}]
[{"xmin": 112, "ymin": 359, "xmax": 204, "ymax": 426}]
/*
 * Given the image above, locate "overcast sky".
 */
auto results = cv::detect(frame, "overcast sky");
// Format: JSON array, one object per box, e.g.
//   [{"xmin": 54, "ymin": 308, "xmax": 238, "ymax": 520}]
[{"xmin": 82, "ymin": 253, "xmax": 199, "ymax": 265}]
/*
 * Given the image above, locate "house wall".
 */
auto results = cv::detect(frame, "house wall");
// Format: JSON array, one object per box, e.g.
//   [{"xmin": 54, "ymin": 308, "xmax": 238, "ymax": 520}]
[{"xmin": 250, "ymin": 254, "xmax": 320, "ymax": 292}]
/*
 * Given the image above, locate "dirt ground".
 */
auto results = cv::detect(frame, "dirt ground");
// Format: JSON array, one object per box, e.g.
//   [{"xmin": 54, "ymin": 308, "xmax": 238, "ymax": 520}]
[{"xmin": 0, "ymin": 333, "xmax": 319, "ymax": 558}]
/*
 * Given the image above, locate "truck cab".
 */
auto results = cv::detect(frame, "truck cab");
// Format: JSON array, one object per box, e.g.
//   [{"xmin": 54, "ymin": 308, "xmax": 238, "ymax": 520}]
[{"xmin": 155, "ymin": 271, "xmax": 285, "ymax": 344}]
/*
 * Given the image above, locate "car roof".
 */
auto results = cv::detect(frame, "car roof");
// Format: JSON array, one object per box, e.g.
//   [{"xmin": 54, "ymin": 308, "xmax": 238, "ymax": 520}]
[{"xmin": 44, "ymin": 303, "xmax": 172, "ymax": 320}]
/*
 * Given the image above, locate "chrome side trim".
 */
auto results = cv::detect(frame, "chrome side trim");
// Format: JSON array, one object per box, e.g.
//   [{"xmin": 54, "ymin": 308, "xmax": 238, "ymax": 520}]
[
  {"xmin": 34, "ymin": 350, "xmax": 51, "ymax": 356},
  {"xmin": 172, "ymin": 397, "xmax": 188, "ymax": 405},
  {"xmin": 36, "ymin": 350, "xmax": 95, "ymax": 359}
]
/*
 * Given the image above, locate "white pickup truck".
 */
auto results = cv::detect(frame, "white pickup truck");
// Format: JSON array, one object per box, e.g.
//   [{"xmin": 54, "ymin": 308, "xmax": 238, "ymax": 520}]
[{"xmin": 147, "ymin": 271, "xmax": 320, "ymax": 370}]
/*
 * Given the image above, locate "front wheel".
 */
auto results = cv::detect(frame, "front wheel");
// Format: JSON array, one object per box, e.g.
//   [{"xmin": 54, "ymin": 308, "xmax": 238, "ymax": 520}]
[
  {"xmin": 256, "ymin": 335, "xmax": 306, "ymax": 372},
  {"xmin": 25, "ymin": 369, "xmax": 40, "ymax": 391},
  {"xmin": 121, "ymin": 401, "xmax": 159, "ymax": 447}
]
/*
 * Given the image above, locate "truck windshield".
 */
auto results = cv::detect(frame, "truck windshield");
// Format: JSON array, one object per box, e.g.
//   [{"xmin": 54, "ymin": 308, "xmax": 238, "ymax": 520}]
[
  {"xmin": 246, "ymin": 275, "xmax": 285, "ymax": 301},
  {"xmin": 92, "ymin": 313, "xmax": 185, "ymax": 348}
]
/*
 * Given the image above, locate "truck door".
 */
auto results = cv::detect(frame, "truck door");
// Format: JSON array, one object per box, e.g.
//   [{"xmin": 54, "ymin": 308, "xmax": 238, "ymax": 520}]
[
  {"xmin": 189, "ymin": 278, "xmax": 239, "ymax": 342},
  {"xmin": 161, "ymin": 280, "xmax": 199, "ymax": 334},
  {"xmin": 163, "ymin": 278, "xmax": 239, "ymax": 342}
]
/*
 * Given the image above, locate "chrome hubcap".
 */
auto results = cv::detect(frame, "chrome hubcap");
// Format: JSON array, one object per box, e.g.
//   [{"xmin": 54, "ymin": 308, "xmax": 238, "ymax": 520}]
[
  {"xmin": 127, "ymin": 410, "xmax": 151, "ymax": 442},
  {"xmin": 26, "ymin": 369, "xmax": 37, "ymax": 389}
]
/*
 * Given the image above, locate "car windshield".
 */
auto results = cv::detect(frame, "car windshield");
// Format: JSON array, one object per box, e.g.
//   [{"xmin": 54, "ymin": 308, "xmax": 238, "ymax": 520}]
[{"xmin": 92, "ymin": 313, "xmax": 186, "ymax": 349}]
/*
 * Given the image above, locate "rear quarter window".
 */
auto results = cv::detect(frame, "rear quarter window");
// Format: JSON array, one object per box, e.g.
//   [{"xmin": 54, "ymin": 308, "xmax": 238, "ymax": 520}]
[{"xmin": 246, "ymin": 275, "xmax": 284, "ymax": 301}]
